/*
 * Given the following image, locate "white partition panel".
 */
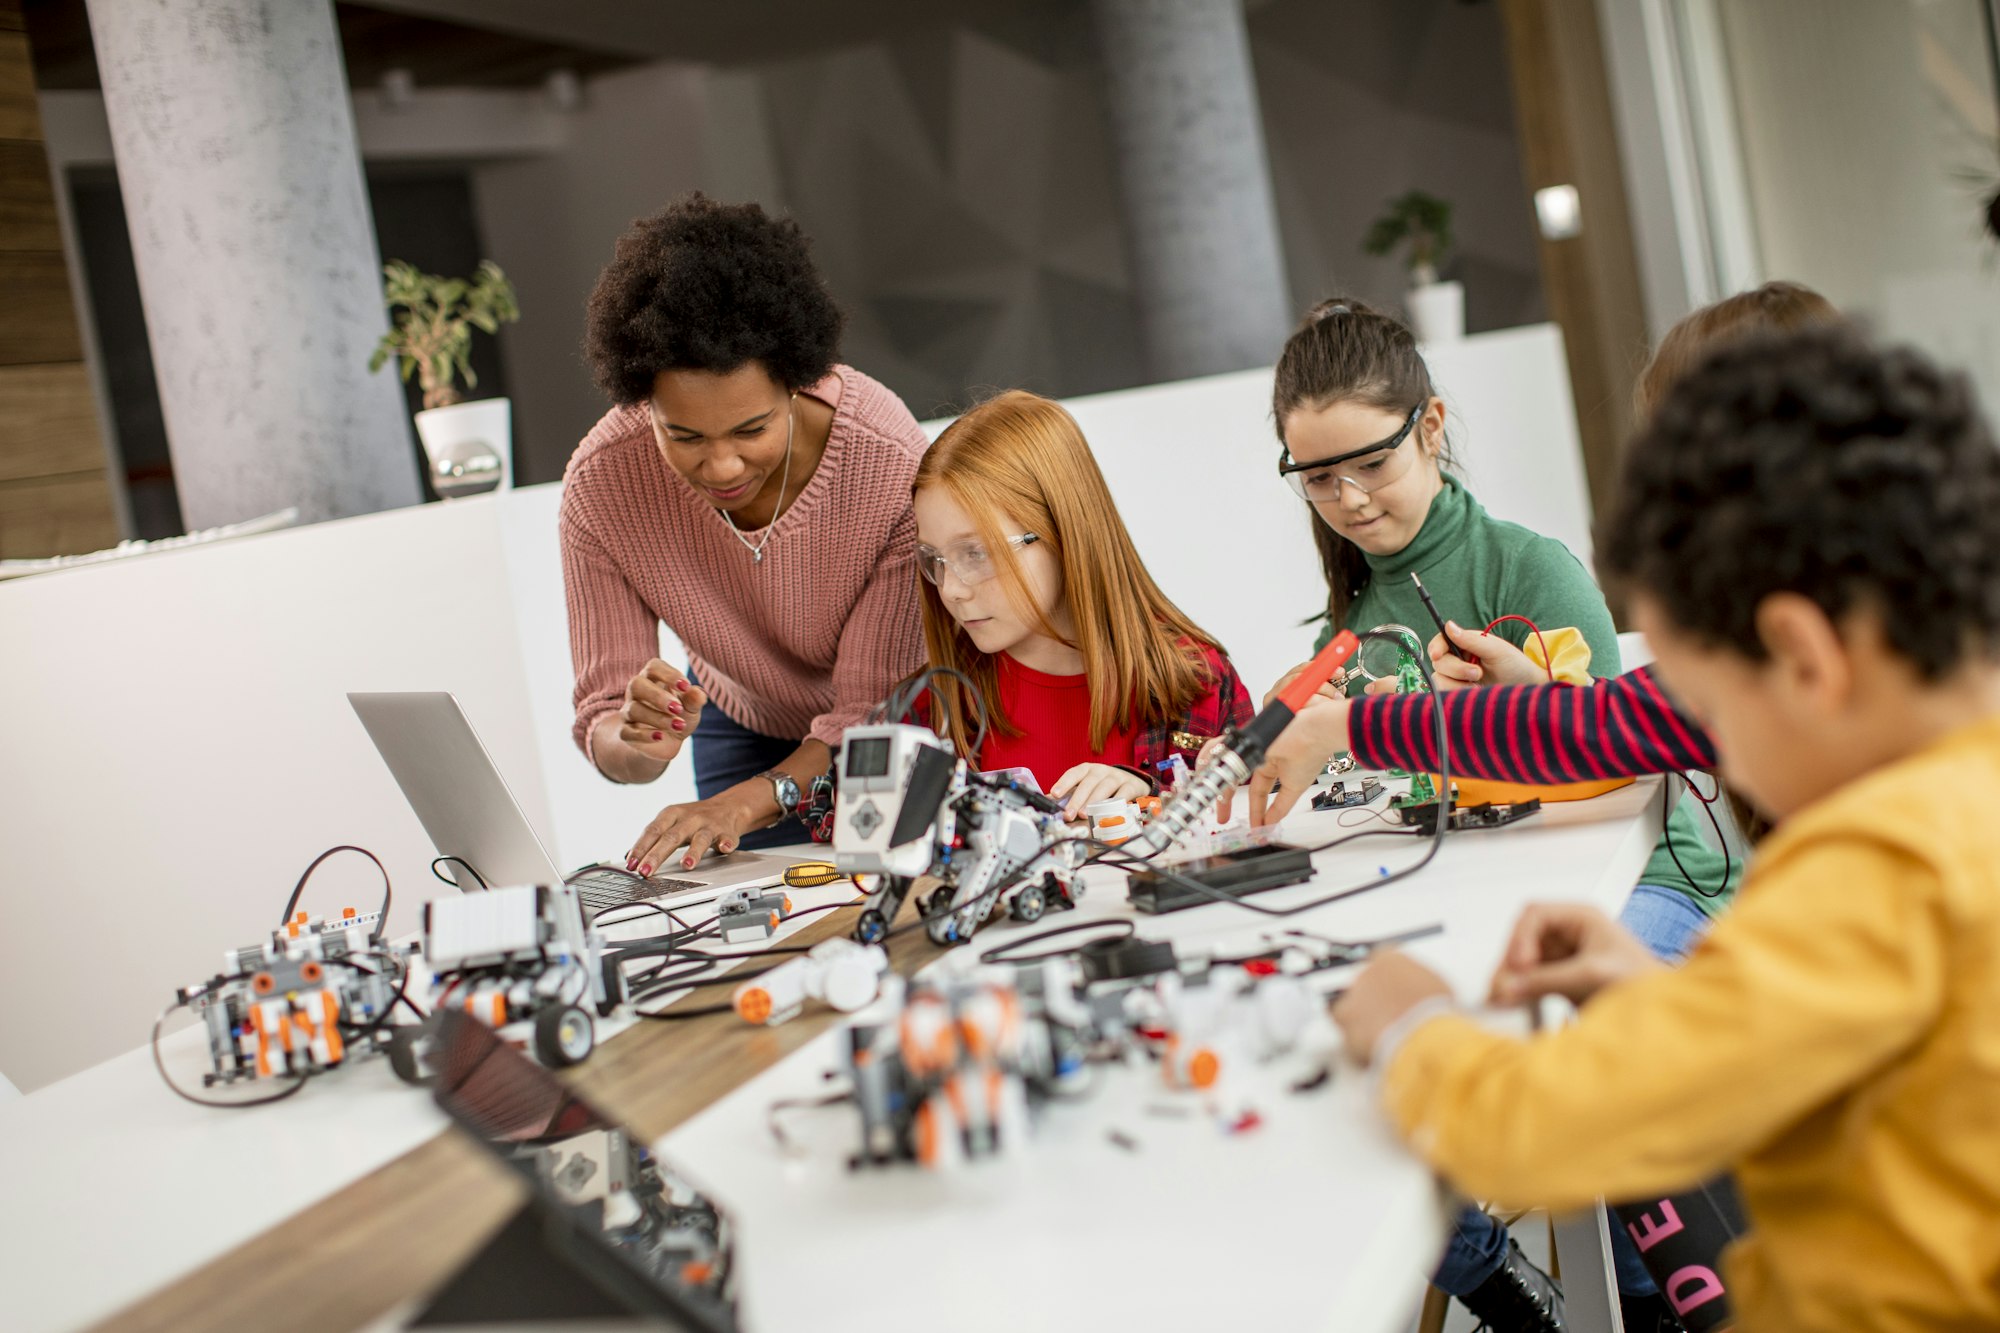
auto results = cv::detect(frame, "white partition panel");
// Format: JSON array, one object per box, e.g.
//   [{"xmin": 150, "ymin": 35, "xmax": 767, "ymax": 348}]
[
  {"xmin": 0, "ymin": 323, "xmax": 1585, "ymax": 1091},
  {"xmin": 494, "ymin": 484, "xmax": 700, "ymax": 873},
  {"xmin": 956, "ymin": 322, "xmax": 1592, "ymax": 697},
  {"xmin": 0, "ymin": 500, "xmax": 547, "ymax": 1091}
]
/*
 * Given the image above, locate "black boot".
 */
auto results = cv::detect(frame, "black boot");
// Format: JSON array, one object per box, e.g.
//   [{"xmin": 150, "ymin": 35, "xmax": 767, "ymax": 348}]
[
  {"xmin": 1619, "ymin": 1290, "xmax": 1688, "ymax": 1333},
  {"xmin": 1458, "ymin": 1236, "xmax": 1565, "ymax": 1332}
]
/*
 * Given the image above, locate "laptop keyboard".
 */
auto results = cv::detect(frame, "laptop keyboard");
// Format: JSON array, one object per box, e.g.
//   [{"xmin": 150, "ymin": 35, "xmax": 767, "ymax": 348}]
[{"xmin": 565, "ymin": 866, "xmax": 706, "ymax": 914}]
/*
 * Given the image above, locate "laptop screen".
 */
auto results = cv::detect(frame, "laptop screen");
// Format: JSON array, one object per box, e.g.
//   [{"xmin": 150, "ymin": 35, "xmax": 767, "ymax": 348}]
[{"xmin": 427, "ymin": 1009, "xmax": 740, "ymax": 1331}]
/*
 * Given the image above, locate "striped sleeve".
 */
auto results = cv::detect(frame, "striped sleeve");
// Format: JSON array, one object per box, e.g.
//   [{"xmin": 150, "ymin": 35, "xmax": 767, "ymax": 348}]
[{"xmin": 1347, "ymin": 667, "xmax": 1717, "ymax": 782}]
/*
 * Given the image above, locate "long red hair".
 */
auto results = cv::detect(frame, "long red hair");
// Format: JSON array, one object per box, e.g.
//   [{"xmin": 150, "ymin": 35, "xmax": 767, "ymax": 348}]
[{"xmin": 914, "ymin": 390, "xmax": 1219, "ymax": 755}]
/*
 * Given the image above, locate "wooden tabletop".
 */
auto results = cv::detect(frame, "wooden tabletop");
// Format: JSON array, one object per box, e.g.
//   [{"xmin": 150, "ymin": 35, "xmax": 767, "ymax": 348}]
[{"xmin": 86, "ymin": 904, "xmax": 943, "ymax": 1333}]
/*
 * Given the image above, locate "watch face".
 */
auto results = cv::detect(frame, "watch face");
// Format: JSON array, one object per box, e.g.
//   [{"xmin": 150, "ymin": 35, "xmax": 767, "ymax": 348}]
[{"xmin": 772, "ymin": 773, "xmax": 801, "ymax": 811}]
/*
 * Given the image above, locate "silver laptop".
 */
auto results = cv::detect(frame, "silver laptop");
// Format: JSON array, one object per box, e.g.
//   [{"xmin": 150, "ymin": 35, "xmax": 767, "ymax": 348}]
[{"xmin": 349, "ymin": 691, "xmax": 789, "ymax": 915}]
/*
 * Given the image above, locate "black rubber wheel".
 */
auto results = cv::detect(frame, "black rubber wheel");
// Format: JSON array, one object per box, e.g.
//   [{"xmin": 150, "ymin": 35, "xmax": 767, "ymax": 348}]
[
  {"xmin": 386, "ymin": 1027, "xmax": 430, "ymax": 1086},
  {"xmin": 855, "ymin": 909, "xmax": 888, "ymax": 945},
  {"xmin": 533, "ymin": 1004, "xmax": 595, "ymax": 1068},
  {"xmin": 1011, "ymin": 883, "xmax": 1046, "ymax": 923}
]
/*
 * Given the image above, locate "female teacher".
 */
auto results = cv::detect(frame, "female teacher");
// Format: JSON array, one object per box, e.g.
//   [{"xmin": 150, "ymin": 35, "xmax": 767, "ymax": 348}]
[{"xmin": 563, "ymin": 194, "xmax": 930, "ymax": 873}]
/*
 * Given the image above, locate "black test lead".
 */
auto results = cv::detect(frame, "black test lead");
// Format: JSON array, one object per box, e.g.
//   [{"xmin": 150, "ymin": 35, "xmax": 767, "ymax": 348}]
[{"xmin": 1411, "ymin": 571, "xmax": 1476, "ymax": 663}]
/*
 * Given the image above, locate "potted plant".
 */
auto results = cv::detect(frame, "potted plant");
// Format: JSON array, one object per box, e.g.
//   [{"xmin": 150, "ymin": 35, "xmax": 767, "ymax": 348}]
[
  {"xmin": 369, "ymin": 260, "xmax": 521, "ymax": 498},
  {"xmin": 1362, "ymin": 191, "xmax": 1462, "ymax": 344}
]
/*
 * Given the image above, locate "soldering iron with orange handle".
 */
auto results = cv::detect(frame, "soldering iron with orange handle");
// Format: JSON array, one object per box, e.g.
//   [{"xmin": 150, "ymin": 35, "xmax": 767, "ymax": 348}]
[{"xmin": 1126, "ymin": 630, "xmax": 1361, "ymax": 857}]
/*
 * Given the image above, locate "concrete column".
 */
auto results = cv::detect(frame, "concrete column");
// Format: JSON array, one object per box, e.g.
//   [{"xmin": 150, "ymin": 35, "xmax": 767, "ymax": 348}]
[
  {"xmin": 1091, "ymin": 0, "xmax": 1292, "ymax": 381},
  {"xmin": 85, "ymin": 0, "xmax": 419, "ymax": 528}
]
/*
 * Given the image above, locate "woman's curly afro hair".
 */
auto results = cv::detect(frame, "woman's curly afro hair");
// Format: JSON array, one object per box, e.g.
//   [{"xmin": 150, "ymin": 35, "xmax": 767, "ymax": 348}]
[
  {"xmin": 584, "ymin": 193, "xmax": 844, "ymax": 405},
  {"xmin": 1599, "ymin": 324, "xmax": 2000, "ymax": 680}
]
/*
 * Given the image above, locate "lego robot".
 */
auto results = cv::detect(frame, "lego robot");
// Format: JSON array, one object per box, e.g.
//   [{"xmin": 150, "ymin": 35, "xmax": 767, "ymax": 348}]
[
  {"xmin": 178, "ymin": 907, "xmax": 402, "ymax": 1087},
  {"xmin": 832, "ymin": 630, "xmax": 1370, "ymax": 947},
  {"xmin": 845, "ymin": 967, "xmax": 1036, "ymax": 1169},
  {"xmin": 416, "ymin": 883, "xmax": 625, "ymax": 1072},
  {"xmin": 533, "ymin": 1125, "xmax": 735, "ymax": 1305},
  {"xmin": 833, "ymin": 724, "xmax": 1089, "ymax": 946}
]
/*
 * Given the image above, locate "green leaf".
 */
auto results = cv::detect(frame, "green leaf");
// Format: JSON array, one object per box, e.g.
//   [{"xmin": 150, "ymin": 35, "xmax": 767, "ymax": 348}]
[{"xmin": 370, "ymin": 257, "xmax": 521, "ymax": 377}]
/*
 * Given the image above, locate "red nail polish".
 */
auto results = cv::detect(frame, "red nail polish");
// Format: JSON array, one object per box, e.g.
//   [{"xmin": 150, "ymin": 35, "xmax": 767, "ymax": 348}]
[
  {"xmin": 683, "ymin": 857, "xmax": 695, "ymax": 869},
  {"xmin": 652, "ymin": 731, "xmax": 664, "ymax": 741},
  {"xmin": 639, "ymin": 863, "xmax": 652, "ymax": 877},
  {"xmin": 667, "ymin": 701, "xmax": 683, "ymax": 714},
  {"xmin": 671, "ymin": 720, "xmax": 686, "ymax": 731}
]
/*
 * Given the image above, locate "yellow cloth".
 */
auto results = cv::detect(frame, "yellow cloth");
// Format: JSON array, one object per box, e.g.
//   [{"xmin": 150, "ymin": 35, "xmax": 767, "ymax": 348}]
[
  {"xmin": 1383, "ymin": 713, "xmax": 2000, "ymax": 1332},
  {"xmin": 1520, "ymin": 624, "xmax": 1593, "ymax": 686}
]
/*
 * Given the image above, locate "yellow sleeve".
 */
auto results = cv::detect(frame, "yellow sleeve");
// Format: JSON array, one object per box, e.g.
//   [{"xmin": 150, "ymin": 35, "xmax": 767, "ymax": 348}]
[
  {"xmin": 1380, "ymin": 837, "xmax": 1947, "ymax": 1209},
  {"xmin": 1523, "ymin": 626, "xmax": 1594, "ymax": 686}
]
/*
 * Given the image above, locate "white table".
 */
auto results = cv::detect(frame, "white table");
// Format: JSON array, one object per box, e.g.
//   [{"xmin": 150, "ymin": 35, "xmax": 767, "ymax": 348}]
[
  {"xmin": 0, "ymin": 880, "xmax": 860, "ymax": 1333},
  {"xmin": 663, "ymin": 780, "xmax": 1666, "ymax": 1333},
  {"xmin": 0, "ymin": 780, "xmax": 1664, "ymax": 1333}
]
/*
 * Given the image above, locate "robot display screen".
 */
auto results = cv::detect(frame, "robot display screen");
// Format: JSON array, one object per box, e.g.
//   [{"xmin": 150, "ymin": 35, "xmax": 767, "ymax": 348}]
[{"xmin": 845, "ymin": 736, "xmax": 892, "ymax": 779}]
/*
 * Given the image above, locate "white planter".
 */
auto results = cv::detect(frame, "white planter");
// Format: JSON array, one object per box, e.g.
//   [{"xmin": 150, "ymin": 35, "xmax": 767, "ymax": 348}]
[
  {"xmin": 1406, "ymin": 280, "xmax": 1465, "ymax": 345},
  {"xmin": 414, "ymin": 397, "xmax": 512, "ymax": 499}
]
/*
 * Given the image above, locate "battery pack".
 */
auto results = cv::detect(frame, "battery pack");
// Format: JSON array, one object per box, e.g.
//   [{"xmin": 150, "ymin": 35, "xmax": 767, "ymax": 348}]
[{"xmin": 1125, "ymin": 842, "xmax": 1315, "ymax": 915}]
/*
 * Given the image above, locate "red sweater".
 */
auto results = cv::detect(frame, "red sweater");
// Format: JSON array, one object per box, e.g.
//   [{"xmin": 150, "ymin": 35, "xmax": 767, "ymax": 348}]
[
  {"xmin": 560, "ymin": 366, "xmax": 932, "ymax": 761},
  {"xmin": 962, "ymin": 643, "xmax": 1253, "ymax": 791},
  {"xmin": 976, "ymin": 655, "xmax": 1140, "ymax": 790}
]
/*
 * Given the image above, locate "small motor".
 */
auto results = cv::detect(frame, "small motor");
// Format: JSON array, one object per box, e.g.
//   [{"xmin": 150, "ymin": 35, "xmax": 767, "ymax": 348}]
[
  {"xmin": 732, "ymin": 938, "xmax": 889, "ymax": 1026},
  {"xmin": 715, "ymin": 886, "xmax": 792, "ymax": 945}
]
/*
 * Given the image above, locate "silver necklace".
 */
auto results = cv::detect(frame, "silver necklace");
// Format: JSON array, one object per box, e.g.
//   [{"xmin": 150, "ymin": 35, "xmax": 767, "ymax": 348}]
[{"xmin": 718, "ymin": 394, "xmax": 796, "ymax": 565}]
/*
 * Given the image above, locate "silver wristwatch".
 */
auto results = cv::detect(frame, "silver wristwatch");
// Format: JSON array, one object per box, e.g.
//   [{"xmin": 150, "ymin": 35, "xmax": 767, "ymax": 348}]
[{"xmin": 760, "ymin": 769, "xmax": 802, "ymax": 817}]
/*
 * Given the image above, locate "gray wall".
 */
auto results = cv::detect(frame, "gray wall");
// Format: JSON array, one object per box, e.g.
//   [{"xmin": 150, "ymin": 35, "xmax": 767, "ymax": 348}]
[{"xmin": 468, "ymin": 0, "xmax": 1542, "ymax": 481}]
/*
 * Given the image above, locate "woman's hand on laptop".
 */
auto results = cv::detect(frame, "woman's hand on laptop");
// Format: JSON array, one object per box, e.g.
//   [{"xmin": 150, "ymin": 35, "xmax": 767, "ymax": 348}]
[{"xmin": 627, "ymin": 792, "xmax": 751, "ymax": 876}]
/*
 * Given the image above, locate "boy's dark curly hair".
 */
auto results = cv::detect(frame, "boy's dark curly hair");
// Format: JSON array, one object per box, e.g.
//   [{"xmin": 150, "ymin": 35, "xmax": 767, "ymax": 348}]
[
  {"xmin": 1599, "ymin": 325, "xmax": 2000, "ymax": 680},
  {"xmin": 583, "ymin": 193, "xmax": 844, "ymax": 404}
]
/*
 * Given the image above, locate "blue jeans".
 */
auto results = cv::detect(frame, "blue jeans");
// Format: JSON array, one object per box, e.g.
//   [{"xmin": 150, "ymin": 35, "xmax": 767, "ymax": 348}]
[
  {"xmin": 1431, "ymin": 885, "xmax": 1713, "ymax": 1298},
  {"xmin": 686, "ymin": 675, "xmax": 806, "ymax": 852}
]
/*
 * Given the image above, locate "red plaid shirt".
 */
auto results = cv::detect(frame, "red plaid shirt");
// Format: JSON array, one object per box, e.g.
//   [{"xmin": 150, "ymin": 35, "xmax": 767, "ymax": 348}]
[{"xmin": 1129, "ymin": 642, "xmax": 1253, "ymax": 787}]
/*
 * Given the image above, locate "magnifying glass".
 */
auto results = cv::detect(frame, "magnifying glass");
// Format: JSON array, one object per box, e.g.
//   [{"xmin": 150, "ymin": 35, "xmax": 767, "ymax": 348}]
[{"xmin": 1353, "ymin": 624, "xmax": 1426, "ymax": 684}]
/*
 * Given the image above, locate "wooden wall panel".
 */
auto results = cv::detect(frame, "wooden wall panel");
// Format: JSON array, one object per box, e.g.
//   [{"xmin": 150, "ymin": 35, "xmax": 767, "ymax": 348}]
[
  {"xmin": 0, "ymin": 138, "xmax": 59, "ymax": 249},
  {"xmin": 1499, "ymin": 0, "xmax": 1653, "ymax": 522},
  {"xmin": 0, "ymin": 251, "xmax": 85, "ymax": 362},
  {"xmin": 0, "ymin": 361, "xmax": 98, "ymax": 480},
  {"xmin": 0, "ymin": 28, "xmax": 35, "ymax": 140},
  {"xmin": 0, "ymin": 471, "xmax": 119, "ymax": 558},
  {"xmin": 0, "ymin": 0, "xmax": 119, "ymax": 558}
]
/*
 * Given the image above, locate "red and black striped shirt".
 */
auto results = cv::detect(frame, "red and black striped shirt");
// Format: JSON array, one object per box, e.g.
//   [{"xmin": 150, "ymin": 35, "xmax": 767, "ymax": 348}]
[{"xmin": 1347, "ymin": 665, "xmax": 1716, "ymax": 782}]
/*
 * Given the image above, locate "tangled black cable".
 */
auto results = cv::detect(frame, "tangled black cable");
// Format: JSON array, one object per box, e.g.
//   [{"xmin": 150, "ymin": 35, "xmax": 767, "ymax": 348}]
[
  {"xmin": 977, "ymin": 918, "xmax": 1137, "ymax": 965},
  {"xmin": 431, "ymin": 855, "xmax": 490, "ymax": 891},
  {"xmin": 1659, "ymin": 770, "xmax": 1736, "ymax": 899},
  {"xmin": 872, "ymin": 665, "xmax": 991, "ymax": 757},
  {"xmin": 618, "ymin": 900, "xmax": 865, "ymax": 1019},
  {"xmin": 280, "ymin": 845, "xmax": 392, "ymax": 943}
]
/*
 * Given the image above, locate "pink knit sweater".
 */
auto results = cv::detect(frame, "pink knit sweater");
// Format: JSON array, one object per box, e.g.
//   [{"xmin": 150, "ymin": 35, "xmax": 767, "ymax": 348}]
[{"xmin": 560, "ymin": 366, "xmax": 930, "ymax": 764}]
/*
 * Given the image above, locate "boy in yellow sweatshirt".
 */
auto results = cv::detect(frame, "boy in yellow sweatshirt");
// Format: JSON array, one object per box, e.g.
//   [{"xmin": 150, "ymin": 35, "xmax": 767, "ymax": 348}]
[{"xmin": 1329, "ymin": 326, "xmax": 2000, "ymax": 1332}]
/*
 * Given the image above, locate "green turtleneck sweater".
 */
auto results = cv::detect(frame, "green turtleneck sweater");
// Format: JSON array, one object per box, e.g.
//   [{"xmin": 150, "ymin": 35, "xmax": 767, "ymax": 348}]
[{"xmin": 1314, "ymin": 474, "xmax": 1739, "ymax": 915}]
